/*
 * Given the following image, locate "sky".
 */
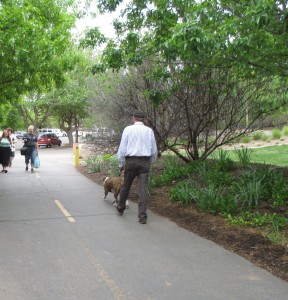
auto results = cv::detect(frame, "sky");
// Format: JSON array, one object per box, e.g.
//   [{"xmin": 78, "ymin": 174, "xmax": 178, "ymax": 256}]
[
  {"xmin": 73, "ymin": 1, "xmax": 127, "ymax": 38},
  {"xmin": 75, "ymin": 12, "xmax": 117, "ymax": 38}
]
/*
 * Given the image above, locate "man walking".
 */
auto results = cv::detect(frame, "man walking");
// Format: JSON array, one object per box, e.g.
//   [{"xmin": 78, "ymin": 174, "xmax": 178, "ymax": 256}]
[{"xmin": 116, "ymin": 111, "xmax": 158, "ymax": 224}]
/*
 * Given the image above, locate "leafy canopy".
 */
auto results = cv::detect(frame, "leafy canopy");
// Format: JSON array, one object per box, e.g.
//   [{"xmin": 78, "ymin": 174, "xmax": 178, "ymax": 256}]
[{"xmin": 0, "ymin": 0, "xmax": 77, "ymax": 103}]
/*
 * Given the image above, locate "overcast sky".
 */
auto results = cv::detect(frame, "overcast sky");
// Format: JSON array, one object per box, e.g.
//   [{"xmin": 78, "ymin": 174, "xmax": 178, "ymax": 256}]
[{"xmin": 73, "ymin": 1, "xmax": 127, "ymax": 38}]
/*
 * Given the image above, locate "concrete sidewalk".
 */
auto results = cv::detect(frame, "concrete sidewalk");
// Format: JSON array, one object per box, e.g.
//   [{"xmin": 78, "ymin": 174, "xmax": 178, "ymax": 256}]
[{"xmin": 0, "ymin": 147, "xmax": 287, "ymax": 300}]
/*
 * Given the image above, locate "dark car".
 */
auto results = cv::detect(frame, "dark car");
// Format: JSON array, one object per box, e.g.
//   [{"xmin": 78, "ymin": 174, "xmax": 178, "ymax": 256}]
[{"xmin": 38, "ymin": 133, "xmax": 62, "ymax": 148}]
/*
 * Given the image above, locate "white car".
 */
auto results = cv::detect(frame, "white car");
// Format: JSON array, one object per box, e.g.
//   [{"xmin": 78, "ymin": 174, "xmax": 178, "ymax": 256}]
[{"xmin": 38, "ymin": 128, "xmax": 67, "ymax": 137}]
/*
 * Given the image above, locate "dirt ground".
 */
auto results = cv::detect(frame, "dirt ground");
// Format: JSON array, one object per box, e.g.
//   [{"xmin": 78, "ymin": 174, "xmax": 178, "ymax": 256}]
[{"xmin": 77, "ymin": 158, "xmax": 288, "ymax": 283}]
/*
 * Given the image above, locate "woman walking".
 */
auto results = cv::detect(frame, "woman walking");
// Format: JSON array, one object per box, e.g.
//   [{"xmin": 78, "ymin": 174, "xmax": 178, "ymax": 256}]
[
  {"xmin": 0, "ymin": 130, "xmax": 12, "ymax": 173},
  {"xmin": 6, "ymin": 127, "xmax": 17, "ymax": 167},
  {"xmin": 23, "ymin": 125, "xmax": 39, "ymax": 173}
]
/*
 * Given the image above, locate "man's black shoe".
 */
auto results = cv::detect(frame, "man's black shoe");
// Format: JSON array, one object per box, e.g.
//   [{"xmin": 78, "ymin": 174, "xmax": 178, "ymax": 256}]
[{"xmin": 138, "ymin": 219, "xmax": 147, "ymax": 224}]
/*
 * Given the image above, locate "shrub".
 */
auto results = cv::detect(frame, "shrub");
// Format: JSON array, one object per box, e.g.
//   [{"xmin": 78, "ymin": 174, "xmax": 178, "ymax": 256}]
[
  {"xmin": 234, "ymin": 170, "xmax": 264, "ymax": 207},
  {"xmin": 282, "ymin": 125, "xmax": 288, "ymax": 136},
  {"xmin": 162, "ymin": 155, "xmax": 183, "ymax": 169},
  {"xmin": 233, "ymin": 147, "xmax": 254, "ymax": 167},
  {"xmin": 272, "ymin": 128, "xmax": 282, "ymax": 139},
  {"xmin": 86, "ymin": 154, "xmax": 118, "ymax": 175},
  {"xmin": 261, "ymin": 134, "xmax": 269, "ymax": 141},
  {"xmin": 226, "ymin": 211, "xmax": 271, "ymax": 227},
  {"xmin": 85, "ymin": 155, "xmax": 101, "ymax": 173},
  {"xmin": 212, "ymin": 149, "xmax": 234, "ymax": 171},
  {"xmin": 196, "ymin": 184, "xmax": 237, "ymax": 214},
  {"xmin": 241, "ymin": 135, "xmax": 251, "ymax": 143},
  {"xmin": 100, "ymin": 154, "xmax": 119, "ymax": 175},
  {"xmin": 251, "ymin": 131, "xmax": 264, "ymax": 141},
  {"xmin": 151, "ymin": 161, "xmax": 196, "ymax": 187},
  {"xmin": 204, "ymin": 168, "xmax": 233, "ymax": 187},
  {"xmin": 170, "ymin": 179, "xmax": 198, "ymax": 204}
]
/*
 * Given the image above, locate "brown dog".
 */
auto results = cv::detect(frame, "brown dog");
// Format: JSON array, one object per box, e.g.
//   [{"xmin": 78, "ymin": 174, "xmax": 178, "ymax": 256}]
[{"xmin": 103, "ymin": 176, "xmax": 129, "ymax": 208}]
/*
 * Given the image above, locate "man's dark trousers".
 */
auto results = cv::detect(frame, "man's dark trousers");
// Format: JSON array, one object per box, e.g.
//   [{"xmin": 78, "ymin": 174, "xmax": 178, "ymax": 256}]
[{"xmin": 118, "ymin": 156, "xmax": 150, "ymax": 221}]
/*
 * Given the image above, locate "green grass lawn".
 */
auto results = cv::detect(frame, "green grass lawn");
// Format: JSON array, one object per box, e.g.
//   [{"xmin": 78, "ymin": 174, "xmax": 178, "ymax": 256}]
[{"xmin": 227, "ymin": 145, "xmax": 288, "ymax": 166}]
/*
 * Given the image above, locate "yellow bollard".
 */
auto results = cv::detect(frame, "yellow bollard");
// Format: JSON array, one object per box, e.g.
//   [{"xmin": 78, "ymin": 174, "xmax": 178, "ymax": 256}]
[{"xmin": 74, "ymin": 143, "xmax": 79, "ymax": 167}]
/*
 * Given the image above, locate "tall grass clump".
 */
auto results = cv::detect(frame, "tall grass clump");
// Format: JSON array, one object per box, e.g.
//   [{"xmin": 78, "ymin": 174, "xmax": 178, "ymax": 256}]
[
  {"xmin": 234, "ymin": 169, "xmax": 265, "ymax": 207},
  {"xmin": 240, "ymin": 135, "xmax": 251, "ymax": 143},
  {"xmin": 212, "ymin": 149, "xmax": 234, "ymax": 171},
  {"xmin": 261, "ymin": 134, "xmax": 269, "ymax": 141},
  {"xmin": 86, "ymin": 154, "xmax": 118, "ymax": 175},
  {"xmin": 251, "ymin": 131, "xmax": 264, "ymax": 141},
  {"xmin": 233, "ymin": 147, "xmax": 254, "ymax": 167},
  {"xmin": 170, "ymin": 179, "xmax": 198, "ymax": 204},
  {"xmin": 100, "ymin": 154, "xmax": 119, "ymax": 175},
  {"xmin": 162, "ymin": 155, "xmax": 183, "ymax": 169},
  {"xmin": 85, "ymin": 155, "xmax": 101, "ymax": 173},
  {"xmin": 282, "ymin": 125, "xmax": 288, "ymax": 136},
  {"xmin": 151, "ymin": 155, "xmax": 197, "ymax": 187},
  {"xmin": 196, "ymin": 184, "xmax": 237, "ymax": 214},
  {"xmin": 272, "ymin": 128, "xmax": 282, "ymax": 139}
]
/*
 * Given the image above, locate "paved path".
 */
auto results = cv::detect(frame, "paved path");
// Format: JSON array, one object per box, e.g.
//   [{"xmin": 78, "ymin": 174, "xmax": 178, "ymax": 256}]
[{"xmin": 0, "ymin": 147, "xmax": 287, "ymax": 300}]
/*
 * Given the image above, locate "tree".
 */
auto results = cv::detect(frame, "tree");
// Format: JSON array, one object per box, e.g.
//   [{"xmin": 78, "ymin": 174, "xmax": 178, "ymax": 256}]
[
  {"xmin": 81, "ymin": 0, "xmax": 288, "ymax": 161},
  {"xmin": 0, "ymin": 0, "xmax": 77, "ymax": 103},
  {"xmin": 0, "ymin": 103, "xmax": 26, "ymax": 130},
  {"xmin": 16, "ymin": 92, "xmax": 53, "ymax": 130},
  {"xmin": 47, "ymin": 56, "xmax": 95, "ymax": 147}
]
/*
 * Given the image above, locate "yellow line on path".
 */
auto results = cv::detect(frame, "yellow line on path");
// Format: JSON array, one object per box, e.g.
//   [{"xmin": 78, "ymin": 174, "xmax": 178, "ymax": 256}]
[
  {"xmin": 80, "ymin": 243, "xmax": 127, "ymax": 300},
  {"xmin": 54, "ymin": 200, "xmax": 76, "ymax": 223}
]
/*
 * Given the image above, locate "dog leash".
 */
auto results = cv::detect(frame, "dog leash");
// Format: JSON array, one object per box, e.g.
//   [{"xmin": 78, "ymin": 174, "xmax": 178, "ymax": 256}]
[{"xmin": 118, "ymin": 166, "xmax": 123, "ymax": 177}]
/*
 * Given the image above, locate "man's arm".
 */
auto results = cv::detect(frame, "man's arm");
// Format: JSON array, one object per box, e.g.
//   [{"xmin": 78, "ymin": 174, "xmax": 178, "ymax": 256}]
[
  {"xmin": 117, "ymin": 129, "xmax": 128, "ymax": 168},
  {"xmin": 150, "ymin": 131, "xmax": 158, "ymax": 162}
]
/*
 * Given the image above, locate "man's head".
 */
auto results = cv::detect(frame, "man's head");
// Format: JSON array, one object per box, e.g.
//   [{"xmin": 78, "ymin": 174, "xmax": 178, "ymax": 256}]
[
  {"xmin": 133, "ymin": 111, "xmax": 145, "ymax": 121},
  {"xmin": 28, "ymin": 125, "xmax": 34, "ymax": 134}
]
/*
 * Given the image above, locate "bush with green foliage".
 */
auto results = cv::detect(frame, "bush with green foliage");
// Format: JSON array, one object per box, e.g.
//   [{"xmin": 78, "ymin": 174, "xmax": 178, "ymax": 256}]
[
  {"xmin": 196, "ymin": 184, "xmax": 237, "ymax": 214},
  {"xmin": 240, "ymin": 136, "xmax": 251, "ymax": 143},
  {"xmin": 170, "ymin": 179, "xmax": 198, "ymax": 205},
  {"xmin": 233, "ymin": 147, "xmax": 254, "ymax": 167},
  {"xmin": 272, "ymin": 128, "xmax": 282, "ymax": 139},
  {"xmin": 212, "ymin": 149, "xmax": 234, "ymax": 171},
  {"xmin": 282, "ymin": 126, "xmax": 288, "ymax": 136},
  {"xmin": 85, "ymin": 154, "xmax": 118, "ymax": 175},
  {"xmin": 151, "ymin": 157, "xmax": 197, "ymax": 187},
  {"xmin": 251, "ymin": 131, "xmax": 264, "ymax": 141}
]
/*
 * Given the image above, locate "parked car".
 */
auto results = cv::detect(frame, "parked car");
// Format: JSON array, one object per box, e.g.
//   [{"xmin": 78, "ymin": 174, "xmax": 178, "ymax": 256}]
[
  {"xmin": 38, "ymin": 133, "xmax": 62, "ymax": 148},
  {"xmin": 15, "ymin": 131, "xmax": 26, "ymax": 139},
  {"xmin": 38, "ymin": 128, "xmax": 62, "ymax": 136}
]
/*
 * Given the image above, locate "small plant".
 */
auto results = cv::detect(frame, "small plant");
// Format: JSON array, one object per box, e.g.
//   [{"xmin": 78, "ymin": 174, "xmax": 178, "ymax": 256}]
[
  {"xmin": 212, "ymin": 149, "xmax": 234, "ymax": 171},
  {"xmin": 282, "ymin": 125, "xmax": 288, "ymax": 136},
  {"xmin": 251, "ymin": 131, "xmax": 264, "ymax": 141},
  {"xmin": 170, "ymin": 179, "xmax": 198, "ymax": 204},
  {"xmin": 162, "ymin": 155, "xmax": 183, "ymax": 169},
  {"xmin": 266, "ymin": 213, "xmax": 288, "ymax": 244},
  {"xmin": 235, "ymin": 170, "xmax": 263, "ymax": 207},
  {"xmin": 240, "ymin": 135, "xmax": 251, "ymax": 143},
  {"xmin": 152, "ymin": 162, "xmax": 195, "ymax": 187},
  {"xmin": 261, "ymin": 134, "xmax": 269, "ymax": 141},
  {"xmin": 233, "ymin": 147, "xmax": 254, "ymax": 167},
  {"xmin": 272, "ymin": 128, "xmax": 282, "ymax": 140},
  {"xmin": 226, "ymin": 211, "xmax": 271, "ymax": 227},
  {"xmin": 85, "ymin": 155, "xmax": 101, "ymax": 173},
  {"xmin": 100, "ymin": 154, "xmax": 119, "ymax": 175},
  {"xmin": 195, "ymin": 184, "xmax": 237, "ymax": 214}
]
